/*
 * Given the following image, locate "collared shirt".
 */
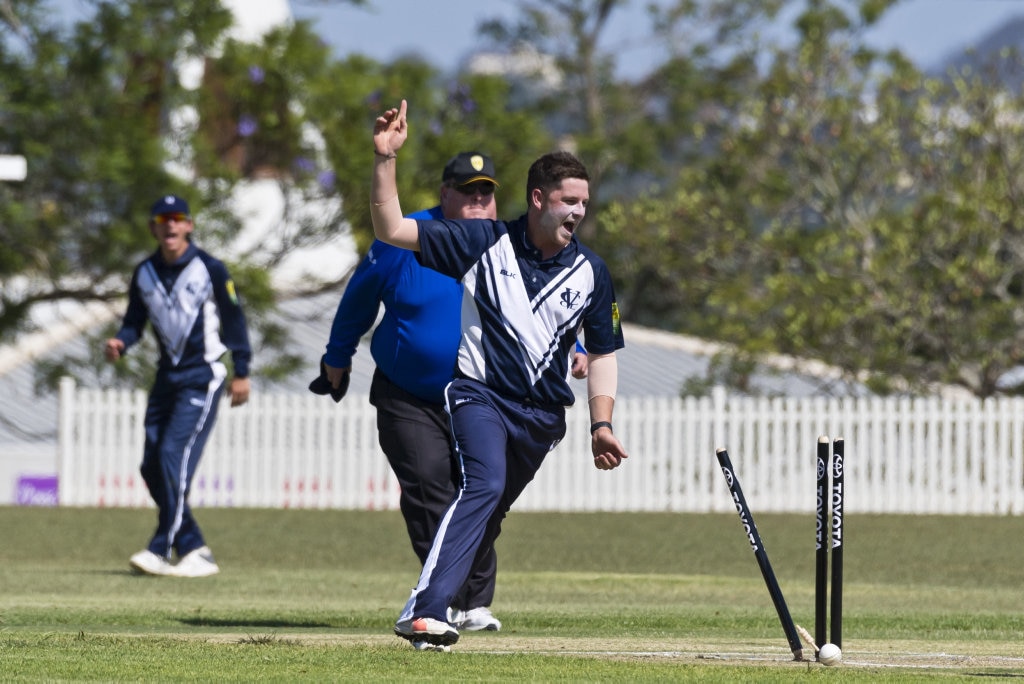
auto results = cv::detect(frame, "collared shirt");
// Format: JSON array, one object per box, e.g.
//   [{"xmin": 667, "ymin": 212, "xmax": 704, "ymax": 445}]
[
  {"xmin": 116, "ymin": 243, "xmax": 251, "ymax": 379},
  {"xmin": 325, "ymin": 206, "xmax": 463, "ymax": 404},
  {"xmin": 417, "ymin": 215, "xmax": 623, "ymax": 407}
]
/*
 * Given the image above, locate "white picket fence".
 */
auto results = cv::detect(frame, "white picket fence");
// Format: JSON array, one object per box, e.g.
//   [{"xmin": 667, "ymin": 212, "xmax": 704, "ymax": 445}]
[{"xmin": 55, "ymin": 378, "xmax": 1024, "ymax": 515}]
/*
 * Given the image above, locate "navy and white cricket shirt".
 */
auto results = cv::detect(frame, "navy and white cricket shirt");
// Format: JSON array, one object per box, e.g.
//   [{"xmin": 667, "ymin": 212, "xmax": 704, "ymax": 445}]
[
  {"xmin": 116, "ymin": 243, "xmax": 252, "ymax": 382},
  {"xmin": 416, "ymin": 215, "xmax": 623, "ymax": 407}
]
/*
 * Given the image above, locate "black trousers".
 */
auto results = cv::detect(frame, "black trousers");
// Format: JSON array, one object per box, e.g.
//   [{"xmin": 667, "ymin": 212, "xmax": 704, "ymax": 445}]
[{"xmin": 369, "ymin": 368, "xmax": 497, "ymax": 610}]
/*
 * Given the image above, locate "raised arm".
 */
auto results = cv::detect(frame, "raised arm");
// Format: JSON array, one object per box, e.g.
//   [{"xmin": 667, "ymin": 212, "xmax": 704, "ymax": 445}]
[{"xmin": 370, "ymin": 99, "xmax": 419, "ymax": 250}]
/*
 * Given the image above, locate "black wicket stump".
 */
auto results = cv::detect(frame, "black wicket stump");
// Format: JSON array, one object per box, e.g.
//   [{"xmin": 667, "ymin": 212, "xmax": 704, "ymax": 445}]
[
  {"xmin": 830, "ymin": 438, "xmax": 845, "ymax": 648},
  {"xmin": 815, "ymin": 436, "xmax": 846, "ymax": 654},
  {"xmin": 716, "ymin": 447, "xmax": 803, "ymax": 661},
  {"xmin": 814, "ymin": 436, "xmax": 829, "ymax": 652}
]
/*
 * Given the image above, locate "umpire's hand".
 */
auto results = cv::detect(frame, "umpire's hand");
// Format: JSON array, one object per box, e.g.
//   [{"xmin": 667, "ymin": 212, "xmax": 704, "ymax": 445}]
[{"xmin": 308, "ymin": 355, "xmax": 349, "ymax": 402}]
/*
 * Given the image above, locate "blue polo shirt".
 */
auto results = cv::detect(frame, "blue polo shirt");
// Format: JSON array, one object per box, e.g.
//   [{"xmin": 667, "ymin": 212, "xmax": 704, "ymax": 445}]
[
  {"xmin": 416, "ymin": 215, "xmax": 623, "ymax": 407},
  {"xmin": 325, "ymin": 206, "xmax": 462, "ymax": 404}
]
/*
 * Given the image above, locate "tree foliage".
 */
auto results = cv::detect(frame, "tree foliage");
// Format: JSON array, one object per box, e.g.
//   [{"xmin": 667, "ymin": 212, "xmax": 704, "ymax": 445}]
[
  {"xmin": 595, "ymin": 0, "xmax": 1024, "ymax": 397},
  {"xmin": 5, "ymin": 0, "xmax": 1024, "ymax": 398},
  {"xmin": 1, "ymin": 0, "xmax": 232, "ymax": 315},
  {"xmin": 0, "ymin": 0, "xmax": 552, "ymax": 391}
]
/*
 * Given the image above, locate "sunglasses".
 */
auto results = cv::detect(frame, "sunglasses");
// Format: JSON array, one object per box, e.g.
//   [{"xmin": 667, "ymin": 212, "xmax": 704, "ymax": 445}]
[
  {"xmin": 453, "ymin": 182, "xmax": 496, "ymax": 196},
  {"xmin": 152, "ymin": 213, "xmax": 191, "ymax": 224}
]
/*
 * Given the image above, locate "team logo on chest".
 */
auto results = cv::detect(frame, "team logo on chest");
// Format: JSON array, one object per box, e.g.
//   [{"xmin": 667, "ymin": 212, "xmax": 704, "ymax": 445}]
[{"xmin": 560, "ymin": 287, "xmax": 581, "ymax": 309}]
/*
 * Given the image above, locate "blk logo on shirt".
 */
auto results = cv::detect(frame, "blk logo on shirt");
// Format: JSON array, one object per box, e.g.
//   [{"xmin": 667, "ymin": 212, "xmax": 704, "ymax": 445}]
[{"xmin": 560, "ymin": 288, "xmax": 581, "ymax": 309}]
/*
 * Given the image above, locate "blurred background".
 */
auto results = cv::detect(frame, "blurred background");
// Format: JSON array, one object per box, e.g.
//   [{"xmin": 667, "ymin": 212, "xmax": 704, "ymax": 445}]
[{"xmin": 5, "ymin": 0, "xmax": 1024, "ymax": 510}]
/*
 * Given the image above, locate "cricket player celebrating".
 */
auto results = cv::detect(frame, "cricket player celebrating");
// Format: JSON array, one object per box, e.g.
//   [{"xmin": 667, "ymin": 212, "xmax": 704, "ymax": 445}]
[{"xmin": 369, "ymin": 100, "xmax": 629, "ymax": 649}]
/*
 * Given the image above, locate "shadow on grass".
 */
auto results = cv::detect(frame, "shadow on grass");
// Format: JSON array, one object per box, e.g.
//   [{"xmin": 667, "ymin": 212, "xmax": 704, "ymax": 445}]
[
  {"xmin": 179, "ymin": 618, "xmax": 334, "ymax": 628},
  {"xmin": 963, "ymin": 674, "xmax": 1024, "ymax": 679}
]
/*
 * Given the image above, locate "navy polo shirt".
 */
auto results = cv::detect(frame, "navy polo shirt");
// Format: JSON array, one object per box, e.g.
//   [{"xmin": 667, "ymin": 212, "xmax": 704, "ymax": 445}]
[{"xmin": 416, "ymin": 215, "xmax": 624, "ymax": 407}]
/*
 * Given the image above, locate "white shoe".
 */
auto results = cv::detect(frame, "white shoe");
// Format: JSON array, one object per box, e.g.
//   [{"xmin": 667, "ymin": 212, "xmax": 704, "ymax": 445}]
[
  {"xmin": 412, "ymin": 640, "xmax": 451, "ymax": 652},
  {"xmin": 129, "ymin": 549, "xmax": 175, "ymax": 576},
  {"xmin": 394, "ymin": 617, "xmax": 459, "ymax": 646},
  {"xmin": 172, "ymin": 546, "xmax": 220, "ymax": 578},
  {"xmin": 449, "ymin": 606, "xmax": 501, "ymax": 632}
]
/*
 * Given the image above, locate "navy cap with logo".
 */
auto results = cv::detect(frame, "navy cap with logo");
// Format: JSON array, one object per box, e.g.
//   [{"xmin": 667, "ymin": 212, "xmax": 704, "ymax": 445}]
[
  {"xmin": 150, "ymin": 194, "xmax": 191, "ymax": 218},
  {"xmin": 442, "ymin": 152, "xmax": 499, "ymax": 187}
]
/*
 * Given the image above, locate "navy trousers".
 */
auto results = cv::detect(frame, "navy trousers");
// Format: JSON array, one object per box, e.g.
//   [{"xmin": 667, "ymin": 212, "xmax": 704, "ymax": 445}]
[
  {"xmin": 370, "ymin": 369, "xmax": 498, "ymax": 610},
  {"xmin": 399, "ymin": 378, "xmax": 566, "ymax": 622},
  {"xmin": 140, "ymin": 367, "xmax": 225, "ymax": 559}
]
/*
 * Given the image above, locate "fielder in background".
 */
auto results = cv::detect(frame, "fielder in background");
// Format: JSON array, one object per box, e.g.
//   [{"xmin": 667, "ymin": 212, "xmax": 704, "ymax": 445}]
[
  {"xmin": 105, "ymin": 195, "xmax": 252, "ymax": 578},
  {"xmin": 314, "ymin": 151, "xmax": 588, "ymax": 637},
  {"xmin": 370, "ymin": 100, "xmax": 629, "ymax": 649}
]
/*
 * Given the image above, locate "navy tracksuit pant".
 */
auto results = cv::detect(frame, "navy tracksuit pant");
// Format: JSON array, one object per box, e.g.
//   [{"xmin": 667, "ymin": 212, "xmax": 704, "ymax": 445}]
[
  {"xmin": 370, "ymin": 369, "xmax": 498, "ymax": 611},
  {"xmin": 399, "ymin": 378, "xmax": 566, "ymax": 623},
  {"xmin": 140, "ymin": 368, "xmax": 224, "ymax": 559}
]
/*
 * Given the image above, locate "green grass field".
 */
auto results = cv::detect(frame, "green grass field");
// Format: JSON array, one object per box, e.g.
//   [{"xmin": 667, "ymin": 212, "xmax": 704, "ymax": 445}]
[{"xmin": 2, "ymin": 506, "xmax": 1023, "ymax": 681}]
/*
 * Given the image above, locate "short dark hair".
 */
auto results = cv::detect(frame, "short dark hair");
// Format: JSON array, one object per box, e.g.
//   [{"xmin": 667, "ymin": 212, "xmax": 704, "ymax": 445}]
[{"xmin": 525, "ymin": 151, "xmax": 589, "ymax": 204}]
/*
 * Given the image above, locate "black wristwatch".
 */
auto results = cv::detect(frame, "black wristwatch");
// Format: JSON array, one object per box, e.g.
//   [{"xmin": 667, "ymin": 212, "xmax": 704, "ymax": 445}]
[{"xmin": 590, "ymin": 421, "xmax": 613, "ymax": 435}]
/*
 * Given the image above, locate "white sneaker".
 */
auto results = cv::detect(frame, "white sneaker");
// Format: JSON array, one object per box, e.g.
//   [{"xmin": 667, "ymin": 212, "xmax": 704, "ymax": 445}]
[
  {"xmin": 450, "ymin": 606, "xmax": 501, "ymax": 632},
  {"xmin": 172, "ymin": 546, "xmax": 220, "ymax": 578},
  {"xmin": 412, "ymin": 640, "xmax": 451, "ymax": 652},
  {"xmin": 129, "ymin": 549, "xmax": 175, "ymax": 576},
  {"xmin": 394, "ymin": 617, "xmax": 459, "ymax": 646}
]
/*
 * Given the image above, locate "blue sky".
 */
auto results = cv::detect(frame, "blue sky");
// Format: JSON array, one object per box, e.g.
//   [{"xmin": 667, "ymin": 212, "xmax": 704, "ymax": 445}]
[
  {"xmin": 864, "ymin": 0, "xmax": 1024, "ymax": 65},
  {"xmin": 48, "ymin": 0, "xmax": 1024, "ymax": 76},
  {"xmin": 289, "ymin": 0, "xmax": 1024, "ymax": 77}
]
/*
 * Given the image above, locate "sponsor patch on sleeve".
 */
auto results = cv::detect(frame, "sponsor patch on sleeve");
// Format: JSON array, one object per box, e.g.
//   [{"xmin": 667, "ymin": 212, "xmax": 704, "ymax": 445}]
[
  {"xmin": 611, "ymin": 302, "xmax": 621, "ymax": 336},
  {"xmin": 226, "ymin": 279, "xmax": 239, "ymax": 305}
]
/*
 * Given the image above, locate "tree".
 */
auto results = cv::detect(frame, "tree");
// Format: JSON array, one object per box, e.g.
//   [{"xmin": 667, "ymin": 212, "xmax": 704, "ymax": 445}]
[
  {"xmin": 711, "ymin": 2, "xmax": 1024, "ymax": 397},
  {"xmin": 477, "ymin": 0, "xmax": 786, "ymax": 235},
  {"xmin": 1, "ymin": 0, "xmax": 554, "ymax": 391},
  {"xmin": 598, "ymin": 0, "xmax": 1024, "ymax": 397},
  {"xmin": 10, "ymin": 0, "xmax": 1024, "ymax": 400},
  {"xmin": 1, "ymin": 1, "xmax": 235, "ymax": 338}
]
